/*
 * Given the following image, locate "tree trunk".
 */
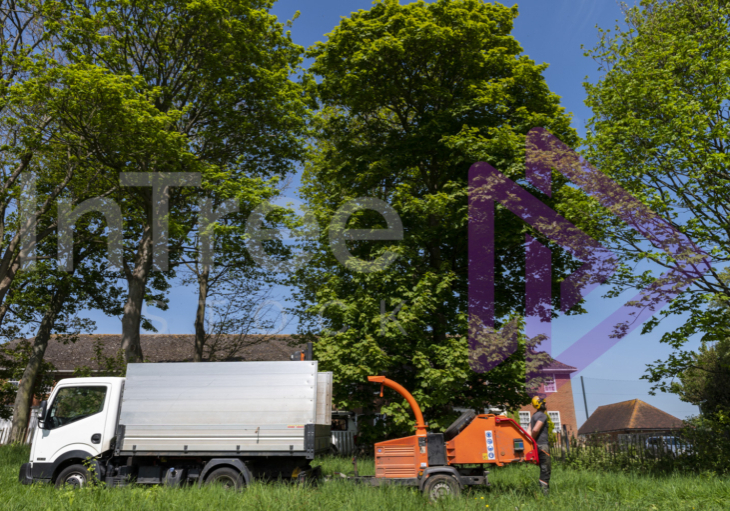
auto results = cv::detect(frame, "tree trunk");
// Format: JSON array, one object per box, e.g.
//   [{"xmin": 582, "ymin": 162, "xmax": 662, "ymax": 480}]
[
  {"xmin": 121, "ymin": 223, "xmax": 154, "ymax": 363},
  {"xmin": 9, "ymin": 288, "xmax": 67, "ymax": 443},
  {"xmin": 193, "ymin": 264, "xmax": 210, "ymax": 362},
  {"xmin": 0, "ymin": 259, "xmax": 20, "ymax": 316}
]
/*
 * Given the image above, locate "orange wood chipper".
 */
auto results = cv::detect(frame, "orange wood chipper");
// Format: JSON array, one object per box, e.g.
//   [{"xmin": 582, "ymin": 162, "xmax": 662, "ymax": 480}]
[{"xmin": 356, "ymin": 376, "xmax": 539, "ymax": 499}]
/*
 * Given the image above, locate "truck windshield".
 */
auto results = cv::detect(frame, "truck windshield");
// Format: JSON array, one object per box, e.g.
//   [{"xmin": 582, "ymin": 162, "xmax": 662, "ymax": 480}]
[{"xmin": 46, "ymin": 386, "xmax": 107, "ymax": 430}]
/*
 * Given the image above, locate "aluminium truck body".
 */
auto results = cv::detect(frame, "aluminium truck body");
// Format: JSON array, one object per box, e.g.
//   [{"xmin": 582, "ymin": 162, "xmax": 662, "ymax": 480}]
[{"xmin": 20, "ymin": 361, "xmax": 332, "ymax": 488}]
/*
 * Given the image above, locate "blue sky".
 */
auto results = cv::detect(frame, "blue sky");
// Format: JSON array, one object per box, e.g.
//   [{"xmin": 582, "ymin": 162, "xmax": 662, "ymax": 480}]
[{"xmin": 81, "ymin": 1, "xmax": 701, "ymax": 426}]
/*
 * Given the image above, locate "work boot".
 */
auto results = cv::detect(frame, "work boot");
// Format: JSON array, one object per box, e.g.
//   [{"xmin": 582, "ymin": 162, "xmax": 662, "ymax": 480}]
[{"xmin": 539, "ymin": 481, "xmax": 549, "ymax": 496}]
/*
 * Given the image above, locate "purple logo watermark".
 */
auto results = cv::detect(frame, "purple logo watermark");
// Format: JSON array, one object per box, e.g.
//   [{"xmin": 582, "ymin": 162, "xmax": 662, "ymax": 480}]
[{"xmin": 468, "ymin": 128, "xmax": 711, "ymax": 391}]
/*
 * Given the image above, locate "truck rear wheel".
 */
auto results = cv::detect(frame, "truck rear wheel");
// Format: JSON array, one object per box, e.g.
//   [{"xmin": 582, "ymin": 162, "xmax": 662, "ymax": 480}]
[
  {"xmin": 204, "ymin": 467, "xmax": 244, "ymax": 490},
  {"xmin": 55, "ymin": 464, "xmax": 90, "ymax": 489},
  {"xmin": 423, "ymin": 474, "xmax": 460, "ymax": 501}
]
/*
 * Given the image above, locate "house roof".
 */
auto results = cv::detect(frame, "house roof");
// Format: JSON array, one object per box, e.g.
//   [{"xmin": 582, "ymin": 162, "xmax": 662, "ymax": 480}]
[
  {"xmin": 542, "ymin": 358, "xmax": 577, "ymax": 373},
  {"xmin": 578, "ymin": 399, "xmax": 684, "ymax": 435},
  {"xmin": 3, "ymin": 333, "xmax": 577, "ymax": 379},
  {"xmin": 526, "ymin": 348, "xmax": 577, "ymax": 374},
  {"xmin": 2, "ymin": 334, "xmax": 305, "ymax": 372}
]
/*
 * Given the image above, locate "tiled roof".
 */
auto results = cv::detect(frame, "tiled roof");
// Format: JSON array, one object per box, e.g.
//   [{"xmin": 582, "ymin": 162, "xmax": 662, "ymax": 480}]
[
  {"xmin": 3, "ymin": 334, "xmax": 305, "ymax": 371},
  {"xmin": 578, "ymin": 399, "xmax": 684, "ymax": 435}
]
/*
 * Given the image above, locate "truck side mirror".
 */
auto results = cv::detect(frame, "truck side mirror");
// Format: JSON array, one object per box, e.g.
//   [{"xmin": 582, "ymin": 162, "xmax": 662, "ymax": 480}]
[{"xmin": 37, "ymin": 401, "xmax": 47, "ymax": 429}]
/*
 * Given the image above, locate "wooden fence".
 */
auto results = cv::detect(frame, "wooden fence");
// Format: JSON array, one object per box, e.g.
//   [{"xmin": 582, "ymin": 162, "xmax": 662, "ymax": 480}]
[{"xmin": 0, "ymin": 407, "xmax": 38, "ymax": 445}]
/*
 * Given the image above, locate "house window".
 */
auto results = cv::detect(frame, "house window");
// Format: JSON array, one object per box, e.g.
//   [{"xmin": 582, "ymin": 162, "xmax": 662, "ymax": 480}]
[
  {"xmin": 548, "ymin": 411, "xmax": 561, "ymax": 433},
  {"xmin": 543, "ymin": 375, "xmax": 557, "ymax": 393},
  {"xmin": 519, "ymin": 411, "xmax": 531, "ymax": 430}
]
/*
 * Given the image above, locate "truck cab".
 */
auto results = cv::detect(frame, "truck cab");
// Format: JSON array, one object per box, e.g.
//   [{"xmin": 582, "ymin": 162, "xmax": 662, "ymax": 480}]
[{"xmin": 21, "ymin": 377, "xmax": 123, "ymax": 485}]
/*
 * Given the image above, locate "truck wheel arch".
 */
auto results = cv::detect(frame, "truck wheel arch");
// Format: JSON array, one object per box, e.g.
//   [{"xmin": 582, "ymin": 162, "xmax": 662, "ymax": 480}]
[
  {"xmin": 49, "ymin": 450, "xmax": 102, "ymax": 483},
  {"xmin": 198, "ymin": 458, "xmax": 252, "ymax": 487}
]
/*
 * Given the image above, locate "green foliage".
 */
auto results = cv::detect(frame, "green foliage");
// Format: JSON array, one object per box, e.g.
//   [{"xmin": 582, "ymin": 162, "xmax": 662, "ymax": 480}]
[
  {"xmin": 0, "ymin": 340, "xmax": 55, "ymax": 420},
  {"xmin": 582, "ymin": 0, "xmax": 730, "ymax": 393},
  {"xmin": 295, "ymin": 0, "xmax": 579, "ymax": 437},
  {"xmin": 675, "ymin": 414, "xmax": 730, "ymax": 474},
  {"xmin": 505, "ymin": 410, "xmax": 521, "ymax": 423},
  {"xmin": 82, "ymin": 456, "xmax": 101, "ymax": 485},
  {"xmin": 670, "ymin": 338, "xmax": 730, "ymax": 419},
  {"xmin": 545, "ymin": 413, "xmax": 557, "ymax": 446},
  {"xmin": 54, "ymin": 0, "xmax": 311, "ymax": 183},
  {"xmin": 38, "ymin": 0, "xmax": 312, "ymax": 362},
  {"xmin": 556, "ymin": 418, "xmax": 730, "ymax": 476},
  {"xmin": 0, "ymin": 2, "xmax": 133, "ymax": 334}
]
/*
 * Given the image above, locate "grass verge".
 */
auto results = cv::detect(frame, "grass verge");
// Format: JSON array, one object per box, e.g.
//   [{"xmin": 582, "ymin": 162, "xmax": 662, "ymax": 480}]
[{"xmin": 1, "ymin": 444, "xmax": 727, "ymax": 510}]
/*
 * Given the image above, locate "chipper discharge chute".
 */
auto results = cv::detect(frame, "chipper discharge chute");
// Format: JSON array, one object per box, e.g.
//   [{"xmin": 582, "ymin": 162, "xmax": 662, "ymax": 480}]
[{"xmin": 361, "ymin": 376, "xmax": 538, "ymax": 500}]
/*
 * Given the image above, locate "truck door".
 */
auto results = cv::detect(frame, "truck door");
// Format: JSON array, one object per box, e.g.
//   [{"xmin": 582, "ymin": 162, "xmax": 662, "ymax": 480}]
[{"xmin": 32, "ymin": 384, "xmax": 110, "ymax": 464}]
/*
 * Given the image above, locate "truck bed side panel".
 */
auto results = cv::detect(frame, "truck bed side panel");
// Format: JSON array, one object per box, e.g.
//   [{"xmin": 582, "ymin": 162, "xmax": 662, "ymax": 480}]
[
  {"xmin": 316, "ymin": 372, "xmax": 333, "ymax": 425},
  {"xmin": 118, "ymin": 362, "xmax": 321, "ymax": 454}
]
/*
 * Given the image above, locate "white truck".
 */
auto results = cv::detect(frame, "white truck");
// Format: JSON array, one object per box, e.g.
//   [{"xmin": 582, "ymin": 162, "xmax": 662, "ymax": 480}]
[{"xmin": 19, "ymin": 361, "xmax": 332, "ymax": 488}]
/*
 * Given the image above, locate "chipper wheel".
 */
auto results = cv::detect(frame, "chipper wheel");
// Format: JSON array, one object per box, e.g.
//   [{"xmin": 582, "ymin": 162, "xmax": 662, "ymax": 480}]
[{"xmin": 423, "ymin": 474, "xmax": 461, "ymax": 501}]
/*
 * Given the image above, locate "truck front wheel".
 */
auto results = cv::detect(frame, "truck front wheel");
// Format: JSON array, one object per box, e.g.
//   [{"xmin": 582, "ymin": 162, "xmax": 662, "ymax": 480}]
[
  {"xmin": 204, "ymin": 467, "xmax": 244, "ymax": 490},
  {"xmin": 55, "ymin": 464, "xmax": 90, "ymax": 489}
]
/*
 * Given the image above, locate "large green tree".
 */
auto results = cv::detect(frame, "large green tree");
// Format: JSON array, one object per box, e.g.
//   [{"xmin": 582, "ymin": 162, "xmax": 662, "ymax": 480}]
[
  {"xmin": 0, "ymin": 0, "xmax": 97, "ymax": 320},
  {"xmin": 295, "ymin": 0, "xmax": 580, "ymax": 436},
  {"xmin": 582, "ymin": 0, "xmax": 730, "ymax": 394},
  {"xmin": 56, "ymin": 0, "xmax": 310, "ymax": 362}
]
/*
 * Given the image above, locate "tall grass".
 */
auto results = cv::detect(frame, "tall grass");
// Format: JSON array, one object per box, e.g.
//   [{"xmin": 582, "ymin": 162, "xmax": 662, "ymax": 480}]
[{"xmin": 1, "ymin": 445, "xmax": 728, "ymax": 510}]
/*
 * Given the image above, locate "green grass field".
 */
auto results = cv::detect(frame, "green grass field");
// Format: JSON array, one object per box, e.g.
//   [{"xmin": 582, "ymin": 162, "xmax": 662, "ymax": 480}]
[{"xmin": 1, "ymin": 444, "xmax": 727, "ymax": 510}]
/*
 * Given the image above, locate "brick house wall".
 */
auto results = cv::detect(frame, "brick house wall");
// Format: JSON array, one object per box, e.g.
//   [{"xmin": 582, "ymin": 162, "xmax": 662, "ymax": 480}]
[{"xmin": 518, "ymin": 370, "xmax": 578, "ymax": 438}]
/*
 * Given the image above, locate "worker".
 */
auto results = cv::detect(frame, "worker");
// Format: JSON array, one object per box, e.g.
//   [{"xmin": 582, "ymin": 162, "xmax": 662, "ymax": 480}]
[{"xmin": 529, "ymin": 396, "xmax": 551, "ymax": 496}]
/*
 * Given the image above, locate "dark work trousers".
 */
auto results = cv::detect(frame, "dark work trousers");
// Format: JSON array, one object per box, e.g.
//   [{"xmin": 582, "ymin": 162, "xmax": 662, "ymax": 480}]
[{"xmin": 537, "ymin": 445, "xmax": 551, "ymax": 485}]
